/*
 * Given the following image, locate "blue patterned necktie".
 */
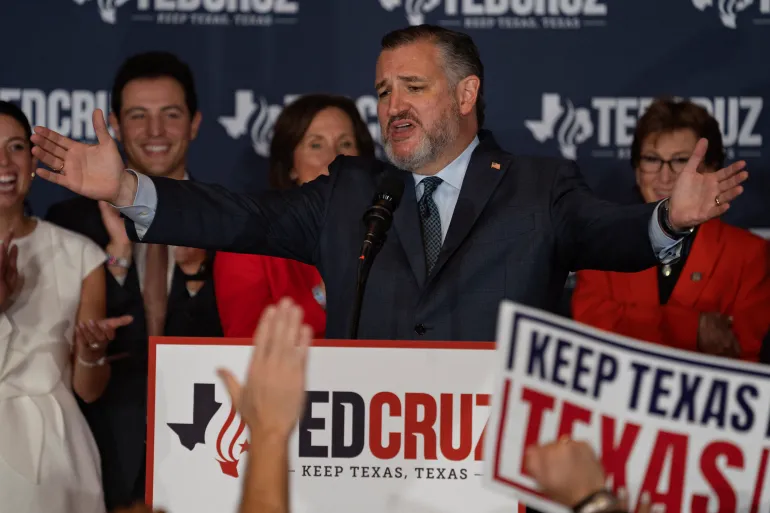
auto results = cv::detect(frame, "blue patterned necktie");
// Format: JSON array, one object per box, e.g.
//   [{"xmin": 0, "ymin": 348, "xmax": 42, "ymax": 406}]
[{"xmin": 418, "ymin": 176, "xmax": 443, "ymax": 275}]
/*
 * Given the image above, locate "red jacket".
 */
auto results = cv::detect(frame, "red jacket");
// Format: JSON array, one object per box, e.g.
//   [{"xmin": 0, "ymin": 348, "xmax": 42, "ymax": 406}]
[
  {"xmin": 571, "ymin": 219, "xmax": 770, "ymax": 361},
  {"xmin": 213, "ymin": 252, "xmax": 326, "ymax": 338}
]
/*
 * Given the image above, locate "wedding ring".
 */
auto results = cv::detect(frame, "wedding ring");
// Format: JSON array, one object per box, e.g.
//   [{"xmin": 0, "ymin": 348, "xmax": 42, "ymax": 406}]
[
  {"xmin": 715, "ymin": 196, "xmax": 721, "ymax": 206},
  {"xmin": 53, "ymin": 162, "xmax": 64, "ymax": 172},
  {"xmin": 89, "ymin": 343, "xmax": 100, "ymax": 350}
]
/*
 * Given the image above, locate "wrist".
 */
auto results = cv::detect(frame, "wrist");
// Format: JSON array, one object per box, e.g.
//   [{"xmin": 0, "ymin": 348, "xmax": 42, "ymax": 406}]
[
  {"xmin": 114, "ymin": 169, "xmax": 138, "ymax": 207},
  {"xmin": 659, "ymin": 198, "xmax": 693, "ymax": 237},
  {"xmin": 572, "ymin": 490, "xmax": 621, "ymax": 513}
]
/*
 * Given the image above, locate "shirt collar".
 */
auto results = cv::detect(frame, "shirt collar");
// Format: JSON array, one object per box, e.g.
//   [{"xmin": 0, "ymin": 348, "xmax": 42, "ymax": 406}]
[{"xmin": 412, "ymin": 136, "xmax": 480, "ymax": 191}]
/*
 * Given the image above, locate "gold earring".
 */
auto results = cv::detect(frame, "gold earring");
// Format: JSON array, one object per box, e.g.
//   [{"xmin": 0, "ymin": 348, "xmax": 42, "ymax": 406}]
[{"xmin": 31, "ymin": 172, "xmax": 35, "ymax": 178}]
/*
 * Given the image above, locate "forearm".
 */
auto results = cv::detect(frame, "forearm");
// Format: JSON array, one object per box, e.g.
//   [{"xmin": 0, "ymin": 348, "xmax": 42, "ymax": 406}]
[
  {"xmin": 239, "ymin": 432, "xmax": 290, "ymax": 513},
  {"xmin": 553, "ymin": 162, "xmax": 659, "ymax": 272},
  {"xmin": 118, "ymin": 172, "xmax": 325, "ymax": 264},
  {"xmin": 72, "ymin": 352, "xmax": 111, "ymax": 403}
]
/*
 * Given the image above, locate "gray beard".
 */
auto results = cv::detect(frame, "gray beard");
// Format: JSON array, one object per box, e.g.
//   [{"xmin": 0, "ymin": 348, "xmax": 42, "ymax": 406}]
[{"xmin": 384, "ymin": 105, "xmax": 460, "ymax": 172}]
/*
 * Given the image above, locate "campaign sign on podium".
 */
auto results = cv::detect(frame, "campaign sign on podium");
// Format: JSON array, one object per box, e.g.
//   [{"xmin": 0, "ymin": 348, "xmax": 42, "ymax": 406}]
[{"xmin": 147, "ymin": 337, "xmax": 520, "ymax": 513}]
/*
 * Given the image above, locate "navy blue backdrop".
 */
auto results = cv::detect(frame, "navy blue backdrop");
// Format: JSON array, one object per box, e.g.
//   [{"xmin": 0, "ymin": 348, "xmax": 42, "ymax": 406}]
[{"xmin": 2, "ymin": 0, "xmax": 769, "ymax": 237}]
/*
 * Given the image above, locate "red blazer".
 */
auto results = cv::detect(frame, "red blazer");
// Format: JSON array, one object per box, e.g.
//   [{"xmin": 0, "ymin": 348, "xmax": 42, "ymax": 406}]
[
  {"xmin": 213, "ymin": 252, "xmax": 326, "ymax": 338},
  {"xmin": 571, "ymin": 219, "xmax": 770, "ymax": 361}
]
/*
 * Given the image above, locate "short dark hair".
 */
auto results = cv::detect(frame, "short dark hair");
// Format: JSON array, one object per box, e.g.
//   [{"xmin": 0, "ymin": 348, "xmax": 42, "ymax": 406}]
[
  {"xmin": 631, "ymin": 97, "xmax": 725, "ymax": 170},
  {"xmin": 381, "ymin": 24, "xmax": 485, "ymax": 128},
  {"xmin": 111, "ymin": 51, "xmax": 198, "ymax": 120},
  {"xmin": 269, "ymin": 94, "xmax": 376, "ymax": 191},
  {"xmin": 0, "ymin": 100, "xmax": 32, "ymax": 143}
]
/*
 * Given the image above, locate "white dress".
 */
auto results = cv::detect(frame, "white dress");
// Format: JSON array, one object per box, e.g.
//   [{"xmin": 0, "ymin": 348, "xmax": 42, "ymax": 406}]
[{"xmin": 0, "ymin": 219, "xmax": 107, "ymax": 513}]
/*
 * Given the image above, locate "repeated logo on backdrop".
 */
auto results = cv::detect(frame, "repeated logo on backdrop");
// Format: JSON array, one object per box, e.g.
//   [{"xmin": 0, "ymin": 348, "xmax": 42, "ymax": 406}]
[
  {"xmin": 525, "ymin": 93, "xmax": 764, "ymax": 162},
  {"xmin": 218, "ymin": 91, "xmax": 384, "ymax": 159},
  {"xmin": 379, "ymin": 0, "xmax": 609, "ymax": 30},
  {"xmin": 72, "ymin": 0, "xmax": 300, "ymax": 26},
  {"xmin": 0, "ymin": 87, "xmax": 112, "ymax": 141},
  {"xmin": 692, "ymin": 0, "xmax": 770, "ymax": 29}
]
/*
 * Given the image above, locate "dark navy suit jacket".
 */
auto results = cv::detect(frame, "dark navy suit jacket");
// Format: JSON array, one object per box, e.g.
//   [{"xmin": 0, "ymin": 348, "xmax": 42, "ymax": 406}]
[{"xmin": 123, "ymin": 131, "xmax": 658, "ymax": 342}]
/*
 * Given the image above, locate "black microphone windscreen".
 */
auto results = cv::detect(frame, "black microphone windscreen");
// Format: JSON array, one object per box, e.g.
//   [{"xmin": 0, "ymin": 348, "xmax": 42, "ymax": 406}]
[{"xmin": 375, "ymin": 169, "xmax": 405, "ymax": 210}]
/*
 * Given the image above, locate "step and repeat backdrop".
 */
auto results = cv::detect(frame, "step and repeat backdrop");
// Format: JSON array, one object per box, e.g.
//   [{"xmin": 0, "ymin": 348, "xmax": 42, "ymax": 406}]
[{"xmin": 1, "ymin": 0, "xmax": 768, "ymax": 233}]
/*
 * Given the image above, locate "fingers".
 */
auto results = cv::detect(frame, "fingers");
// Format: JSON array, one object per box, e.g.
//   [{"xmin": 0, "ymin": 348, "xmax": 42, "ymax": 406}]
[
  {"xmin": 715, "ymin": 160, "xmax": 747, "ymax": 182},
  {"xmin": 33, "ymin": 167, "xmax": 66, "ymax": 186},
  {"xmin": 252, "ymin": 304, "xmax": 276, "ymax": 361},
  {"xmin": 30, "ymin": 135, "xmax": 69, "ymax": 167},
  {"xmin": 217, "ymin": 368, "xmax": 242, "ymax": 413},
  {"xmin": 93, "ymin": 109, "xmax": 113, "ymax": 145},
  {"xmin": 617, "ymin": 488, "xmax": 628, "ymax": 512},
  {"xmin": 101, "ymin": 314, "xmax": 134, "ymax": 331},
  {"xmin": 276, "ymin": 298, "xmax": 303, "ymax": 358},
  {"xmin": 682, "ymin": 138, "xmax": 708, "ymax": 175},
  {"xmin": 31, "ymin": 126, "xmax": 74, "ymax": 152}
]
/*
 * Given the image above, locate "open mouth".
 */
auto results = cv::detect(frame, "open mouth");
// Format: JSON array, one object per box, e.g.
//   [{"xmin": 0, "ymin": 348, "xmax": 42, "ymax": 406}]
[
  {"xmin": 142, "ymin": 144, "xmax": 171, "ymax": 156},
  {"xmin": 0, "ymin": 174, "xmax": 18, "ymax": 193},
  {"xmin": 389, "ymin": 120, "xmax": 418, "ymax": 139}
]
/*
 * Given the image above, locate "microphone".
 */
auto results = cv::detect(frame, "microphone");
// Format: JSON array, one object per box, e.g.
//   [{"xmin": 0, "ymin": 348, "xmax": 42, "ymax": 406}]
[
  {"xmin": 349, "ymin": 167, "xmax": 405, "ymax": 339},
  {"xmin": 358, "ymin": 170, "xmax": 405, "ymax": 264}
]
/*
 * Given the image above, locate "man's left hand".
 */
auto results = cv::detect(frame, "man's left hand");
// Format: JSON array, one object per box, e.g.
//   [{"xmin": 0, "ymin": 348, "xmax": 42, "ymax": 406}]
[{"xmin": 668, "ymin": 138, "xmax": 748, "ymax": 231}]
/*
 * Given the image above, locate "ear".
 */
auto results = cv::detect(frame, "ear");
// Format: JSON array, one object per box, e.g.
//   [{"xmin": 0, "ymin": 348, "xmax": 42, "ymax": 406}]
[
  {"xmin": 190, "ymin": 111, "xmax": 203, "ymax": 140},
  {"xmin": 455, "ymin": 75, "xmax": 481, "ymax": 118},
  {"xmin": 108, "ymin": 112, "xmax": 122, "ymax": 143}
]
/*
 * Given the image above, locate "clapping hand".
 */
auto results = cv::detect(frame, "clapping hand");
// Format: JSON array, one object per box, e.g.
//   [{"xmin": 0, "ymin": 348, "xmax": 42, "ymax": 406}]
[{"xmin": 667, "ymin": 138, "xmax": 748, "ymax": 231}]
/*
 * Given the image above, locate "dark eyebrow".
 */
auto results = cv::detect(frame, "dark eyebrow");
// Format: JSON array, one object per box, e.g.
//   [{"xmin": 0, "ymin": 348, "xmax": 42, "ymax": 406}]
[
  {"xmin": 375, "ymin": 75, "xmax": 429, "ymax": 90},
  {"xmin": 124, "ymin": 105, "xmax": 186, "ymax": 115}
]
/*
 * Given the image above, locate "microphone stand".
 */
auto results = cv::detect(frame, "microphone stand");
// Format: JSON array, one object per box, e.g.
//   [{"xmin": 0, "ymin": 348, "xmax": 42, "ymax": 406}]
[{"xmin": 348, "ymin": 237, "xmax": 384, "ymax": 340}]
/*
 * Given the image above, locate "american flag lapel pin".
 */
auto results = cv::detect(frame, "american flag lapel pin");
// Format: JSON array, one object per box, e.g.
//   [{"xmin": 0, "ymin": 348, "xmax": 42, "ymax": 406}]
[{"xmin": 491, "ymin": 162, "xmax": 501, "ymax": 170}]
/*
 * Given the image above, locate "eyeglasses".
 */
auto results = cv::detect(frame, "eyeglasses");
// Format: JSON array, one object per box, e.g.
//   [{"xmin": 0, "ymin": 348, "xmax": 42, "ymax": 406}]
[{"xmin": 638, "ymin": 155, "xmax": 690, "ymax": 174}]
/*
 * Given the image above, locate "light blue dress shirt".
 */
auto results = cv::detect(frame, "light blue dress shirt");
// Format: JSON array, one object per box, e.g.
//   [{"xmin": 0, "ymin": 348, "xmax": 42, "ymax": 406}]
[{"xmin": 116, "ymin": 141, "xmax": 684, "ymax": 263}]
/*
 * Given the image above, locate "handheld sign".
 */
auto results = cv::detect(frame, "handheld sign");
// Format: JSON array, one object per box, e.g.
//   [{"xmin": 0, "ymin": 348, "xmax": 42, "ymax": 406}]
[{"xmin": 484, "ymin": 300, "xmax": 770, "ymax": 513}]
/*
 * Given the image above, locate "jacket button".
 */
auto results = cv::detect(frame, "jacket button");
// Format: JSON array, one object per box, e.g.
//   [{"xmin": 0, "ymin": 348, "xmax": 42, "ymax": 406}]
[{"xmin": 414, "ymin": 324, "xmax": 426, "ymax": 335}]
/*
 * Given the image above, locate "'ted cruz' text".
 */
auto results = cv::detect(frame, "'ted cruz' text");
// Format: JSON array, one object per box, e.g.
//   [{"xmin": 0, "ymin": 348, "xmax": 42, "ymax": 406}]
[{"xmin": 298, "ymin": 391, "xmax": 490, "ymax": 461}]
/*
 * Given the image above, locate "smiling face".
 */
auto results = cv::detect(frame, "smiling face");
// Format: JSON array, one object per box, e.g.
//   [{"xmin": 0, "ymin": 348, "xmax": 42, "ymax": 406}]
[
  {"xmin": 0, "ymin": 114, "xmax": 34, "ymax": 210},
  {"xmin": 375, "ymin": 40, "xmax": 469, "ymax": 175},
  {"xmin": 110, "ymin": 76, "xmax": 201, "ymax": 179}
]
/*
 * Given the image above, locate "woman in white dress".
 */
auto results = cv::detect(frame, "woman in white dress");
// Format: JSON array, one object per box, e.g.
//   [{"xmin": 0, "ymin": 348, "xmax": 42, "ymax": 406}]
[{"xmin": 0, "ymin": 100, "xmax": 133, "ymax": 512}]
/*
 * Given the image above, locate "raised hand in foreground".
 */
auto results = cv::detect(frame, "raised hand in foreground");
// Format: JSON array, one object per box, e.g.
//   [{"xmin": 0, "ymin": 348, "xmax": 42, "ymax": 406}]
[{"xmin": 218, "ymin": 297, "xmax": 312, "ymax": 440}]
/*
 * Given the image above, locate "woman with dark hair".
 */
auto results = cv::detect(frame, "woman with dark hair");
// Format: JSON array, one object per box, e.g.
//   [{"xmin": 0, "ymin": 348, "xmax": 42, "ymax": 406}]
[
  {"xmin": 213, "ymin": 94, "xmax": 376, "ymax": 338},
  {"xmin": 0, "ymin": 101, "xmax": 133, "ymax": 511},
  {"xmin": 572, "ymin": 97, "xmax": 770, "ymax": 361}
]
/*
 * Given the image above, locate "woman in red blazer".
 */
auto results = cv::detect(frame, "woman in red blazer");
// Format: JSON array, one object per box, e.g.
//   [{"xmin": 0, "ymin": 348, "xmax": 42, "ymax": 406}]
[
  {"xmin": 572, "ymin": 98, "xmax": 770, "ymax": 361},
  {"xmin": 214, "ymin": 94, "xmax": 376, "ymax": 338}
]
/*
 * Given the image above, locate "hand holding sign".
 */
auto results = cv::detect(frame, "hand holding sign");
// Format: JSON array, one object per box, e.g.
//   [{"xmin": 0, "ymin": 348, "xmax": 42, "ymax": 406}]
[{"xmin": 484, "ymin": 301, "xmax": 770, "ymax": 513}]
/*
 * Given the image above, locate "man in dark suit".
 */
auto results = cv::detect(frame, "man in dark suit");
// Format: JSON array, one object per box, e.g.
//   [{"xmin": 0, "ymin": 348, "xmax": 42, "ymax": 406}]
[
  {"xmin": 44, "ymin": 51, "xmax": 223, "ymax": 510},
  {"xmin": 33, "ymin": 26, "xmax": 745, "ymax": 341}
]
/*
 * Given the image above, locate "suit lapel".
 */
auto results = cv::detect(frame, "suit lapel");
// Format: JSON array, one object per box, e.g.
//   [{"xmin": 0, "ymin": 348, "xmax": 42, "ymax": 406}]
[
  {"xmin": 391, "ymin": 172, "xmax": 427, "ymax": 287},
  {"xmin": 670, "ymin": 220, "xmax": 721, "ymax": 308},
  {"xmin": 427, "ymin": 145, "xmax": 510, "ymax": 285}
]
